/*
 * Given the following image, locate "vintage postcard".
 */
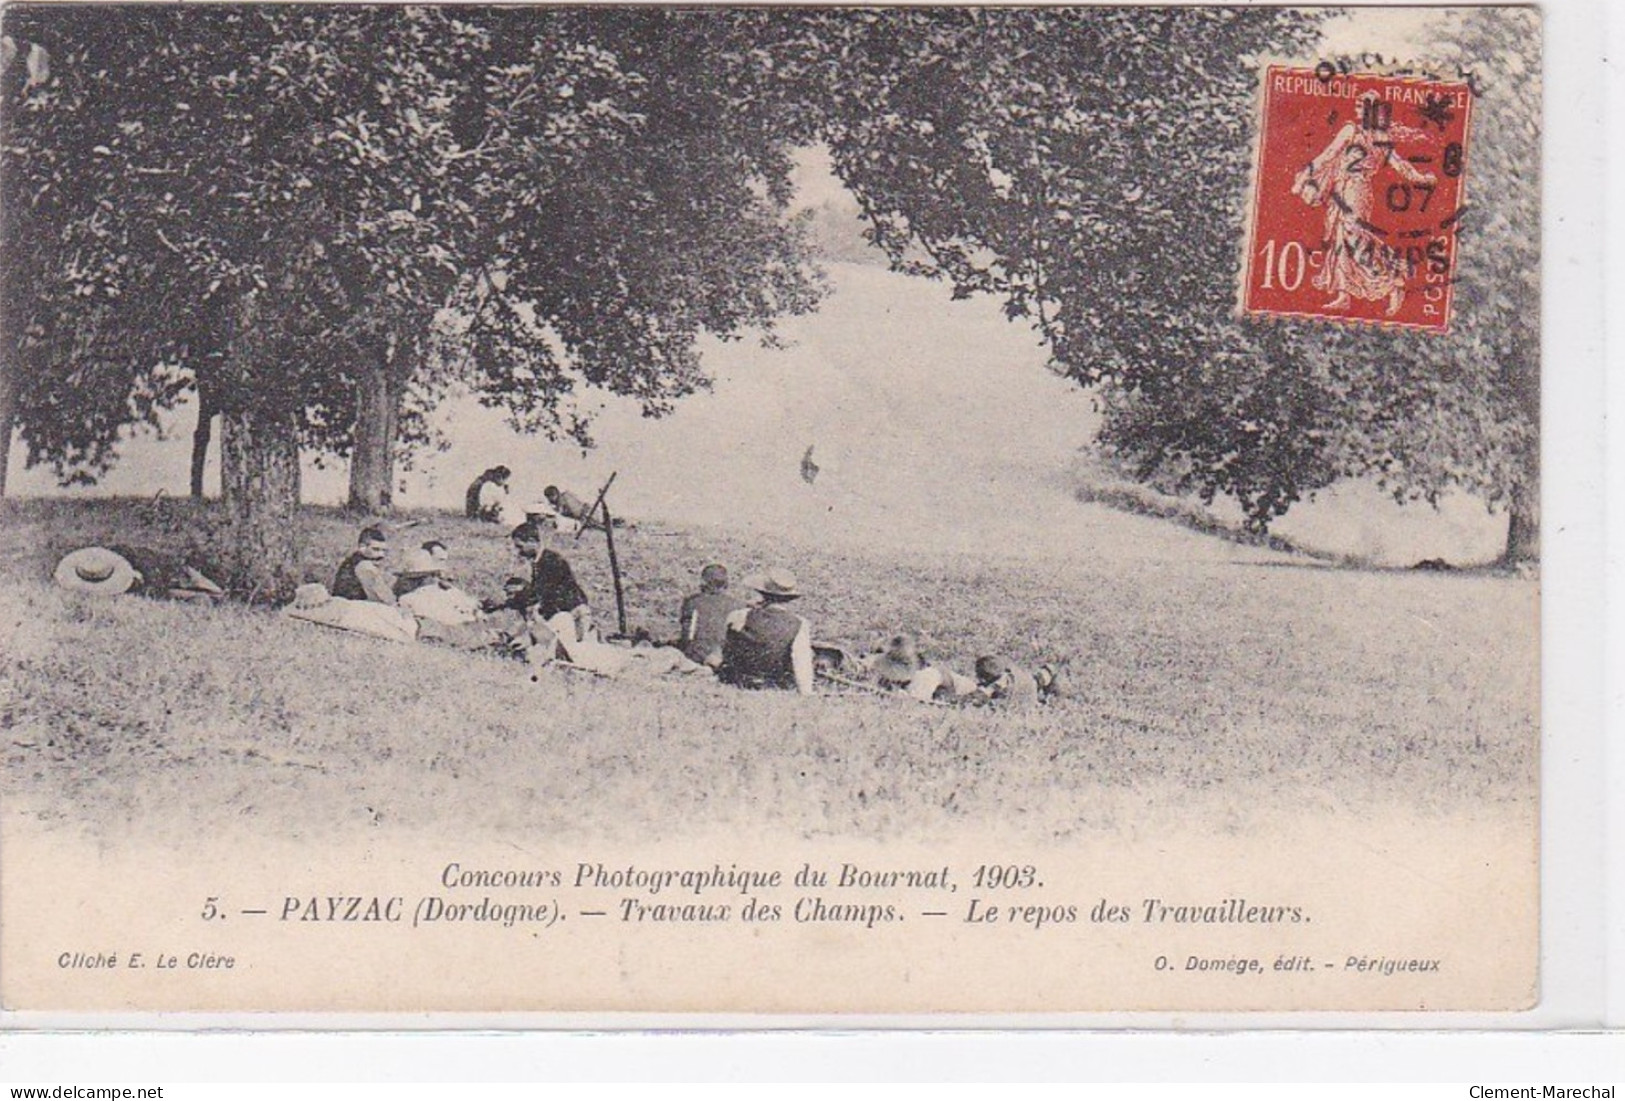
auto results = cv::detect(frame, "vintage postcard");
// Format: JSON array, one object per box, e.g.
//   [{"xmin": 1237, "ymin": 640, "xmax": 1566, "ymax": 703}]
[{"xmin": 0, "ymin": 5, "xmax": 1543, "ymax": 1015}]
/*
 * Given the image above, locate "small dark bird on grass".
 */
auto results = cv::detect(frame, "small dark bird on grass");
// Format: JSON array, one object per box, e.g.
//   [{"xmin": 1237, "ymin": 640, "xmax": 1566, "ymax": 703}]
[{"xmin": 800, "ymin": 445, "xmax": 820, "ymax": 485}]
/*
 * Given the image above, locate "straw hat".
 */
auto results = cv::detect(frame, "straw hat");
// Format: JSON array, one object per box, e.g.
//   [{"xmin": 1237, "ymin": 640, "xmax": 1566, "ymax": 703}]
[
  {"xmin": 53, "ymin": 547, "xmax": 139, "ymax": 596},
  {"xmin": 292, "ymin": 582, "xmax": 332, "ymax": 610},
  {"xmin": 870, "ymin": 633, "xmax": 925, "ymax": 685},
  {"xmin": 745, "ymin": 567, "xmax": 800, "ymax": 600},
  {"xmin": 398, "ymin": 548, "xmax": 443, "ymax": 578}
]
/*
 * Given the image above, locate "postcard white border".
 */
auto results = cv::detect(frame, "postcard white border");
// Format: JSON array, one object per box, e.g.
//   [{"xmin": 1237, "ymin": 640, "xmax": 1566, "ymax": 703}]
[{"xmin": 0, "ymin": 0, "xmax": 1615, "ymax": 1080}]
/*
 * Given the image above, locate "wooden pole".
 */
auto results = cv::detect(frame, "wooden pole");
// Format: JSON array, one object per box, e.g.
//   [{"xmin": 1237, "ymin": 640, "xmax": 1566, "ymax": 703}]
[
  {"xmin": 574, "ymin": 471, "xmax": 618, "ymax": 542},
  {"xmin": 601, "ymin": 500, "xmax": 628, "ymax": 637},
  {"xmin": 568, "ymin": 472, "xmax": 628, "ymax": 636}
]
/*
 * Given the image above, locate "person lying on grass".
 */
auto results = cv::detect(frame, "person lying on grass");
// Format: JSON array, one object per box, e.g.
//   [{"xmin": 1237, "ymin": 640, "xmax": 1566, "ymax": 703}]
[
  {"xmin": 525, "ymin": 607, "xmax": 703, "ymax": 679},
  {"xmin": 864, "ymin": 632, "xmax": 978, "ymax": 704},
  {"xmin": 971, "ymin": 655, "xmax": 1040, "ymax": 709},
  {"xmin": 332, "ymin": 525, "xmax": 396, "ymax": 605},
  {"xmin": 284, "ymin": 581, "xmax": 418, "ymax": 643},
  {"xmin": 53, "ymin": 545, "xmax": 223, "ymax": 603},
  {"xmin": 717, "ymin": 568, "xmax": 815, "ymax": 696},
  {"xmin": 543, "ymin": 485, "xmax": 596, "ymax": 529},
  {"xmin": 1034, "ymin": 662, "xmax": 1074, "ymax": 703},
  {"xmin": 545, "ymin": 484, "xmax": 628, "ymax": 531}
]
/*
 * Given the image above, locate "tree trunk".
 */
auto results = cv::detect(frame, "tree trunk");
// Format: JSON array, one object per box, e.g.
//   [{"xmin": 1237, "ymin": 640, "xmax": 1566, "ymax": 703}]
[
  {"xmin": 220, "ymin": 402, "xmax": 304, "ymax": 602},
  {"xmin": 216, "ymin": 287, "xmax": 303, "ymax": 600},
  {"xmin": 0, "ymin": 346, "xmax": 15, "ymax": 498},
  {"xmin": 189, "ymin": 376, "xmax": 217, "ymax": 499},
  {"xmin": 347, "ymin": 345, "xmax": 395, "ymax": 513},
  {"xmin": 1502, "ymin": 479, "xmax": 1539, "ymax": 566}
]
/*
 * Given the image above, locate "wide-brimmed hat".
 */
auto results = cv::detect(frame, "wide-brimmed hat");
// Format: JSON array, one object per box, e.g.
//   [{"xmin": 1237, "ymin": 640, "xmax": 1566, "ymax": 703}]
[
  {"xmin": 745, "ymin": 567, "xmax": 800, "ymax": 599},
  {"xmin": 292, "ymin": 582, "xmax": 332, "ymax": 610},
  {"xmin": 398, "ymin": 548, "xmax": 443, "ymax": 578},
  {"xmin": 53, "ymin": 547, "xmax": 139, "ymax": 596},
  {"xmin": 870, "ymin": 633, "xmax": 924, "ymax": 684}
]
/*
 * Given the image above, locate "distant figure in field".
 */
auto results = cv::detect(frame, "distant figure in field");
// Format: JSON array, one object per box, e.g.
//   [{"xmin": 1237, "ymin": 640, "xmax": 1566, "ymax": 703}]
[
  {"xmin": 53, "ymin": 545, "xmax": 223, "ymax": 602},
  {"xmin": 866, "ymin": 632, "xmax": 976, "ymax": 704},
  {"xmin": 677, "ymin": 563, "xmax": 749, "ymax": 668},
  {"xmin": 465, "ymin": 466, "xmax": 512, "ymax": 523},
  {"xmin": 543, "ymin": 485, "xmax": 593, "ymax": 526},
  {"xmin": 972, "ymin": 655, "xmax": 1039, "ymax": 709},
  {"xmin": 332, "ymin": 526, "xmax": 396, "ymax": 605},
  {"xmin": 800, "ymin": 444, "xmax": 820, "ymax": 485},
  {"xmin": 544, "ymin": 484, "xmax": 630, "ymax": 530},
  {"xmin": 508, "ymin": 521, "xmax": 594, "ymax": 645},
  {"xmin": 718, "ymin": 568, "xmax": 814, "ymax": 695}
]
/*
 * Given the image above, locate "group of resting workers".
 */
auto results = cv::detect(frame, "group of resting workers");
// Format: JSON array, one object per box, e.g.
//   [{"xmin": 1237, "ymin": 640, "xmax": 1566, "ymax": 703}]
[
  {"xmin": 321, "ymin": 522, "xmax": 1068, "ymax": 707},
  {"xmin": 464, "ymin": 466, "xmax": 613, "ymax": 531}
]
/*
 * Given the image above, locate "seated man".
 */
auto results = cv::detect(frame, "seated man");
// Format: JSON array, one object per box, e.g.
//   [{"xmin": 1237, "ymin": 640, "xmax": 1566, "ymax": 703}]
[
  {"xmin": 971, "ymin": 655, "xmax": 1040, "ymax": 709},
  {"xmin": 677, "ymin": 563, "xmax": 748, "ymax": 667},
  {"xmin": 394, "ymin": 548, "xmax": 506, "ymax": 651},
  {"xmin": 865, "ymin": 633, "xmax": 977, "ymax": 704},
  {"xmin": 718, "ymin": 568, "xmax": 814, "ymax": 696},
  {"xmin": 331, "ymin": 526, "xmax": 396, "ymax": 605},
  {"xmin": 465, "ymin": 466, "xmax": 512, "ymax": 522},
  {"xmin": 508, "ymin": 521, "xmax": 594, "ymax": 644},
  {"xmin": 394, "ymin": 548, "xmax": 483, "ymax": 625}
]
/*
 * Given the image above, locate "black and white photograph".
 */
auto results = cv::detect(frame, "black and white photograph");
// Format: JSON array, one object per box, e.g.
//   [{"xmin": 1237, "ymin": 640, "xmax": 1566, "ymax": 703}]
[{"xmin": 0, "ymin": 5, "xmax": 1551, "ymax": 1014}]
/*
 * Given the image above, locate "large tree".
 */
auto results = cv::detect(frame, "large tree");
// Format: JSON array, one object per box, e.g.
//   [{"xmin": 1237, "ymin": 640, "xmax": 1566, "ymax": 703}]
[{"xmin": 2, "ymin": 7, "xmax": 823, "ymax": 592}]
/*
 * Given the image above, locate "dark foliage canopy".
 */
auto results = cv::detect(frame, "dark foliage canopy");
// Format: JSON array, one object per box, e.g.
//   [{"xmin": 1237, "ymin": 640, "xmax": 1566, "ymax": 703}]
[
  {"xmin": 4, "ymin": 8, "xmax": 1538, "ymax": 562},
  {"xmin": 1, "ymin": 6, "xmax": 825, "ymax": 479}
]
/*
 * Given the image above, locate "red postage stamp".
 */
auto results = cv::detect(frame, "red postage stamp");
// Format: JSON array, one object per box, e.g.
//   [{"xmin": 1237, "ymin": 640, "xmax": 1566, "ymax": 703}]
[{"xmin": 1242, "ymin": 65, "xmax": 1474, "ymax": 333}]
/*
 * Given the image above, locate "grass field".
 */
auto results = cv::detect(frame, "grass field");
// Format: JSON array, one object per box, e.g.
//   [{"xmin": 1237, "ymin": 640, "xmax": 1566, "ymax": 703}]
[{"xmin": 0, "ymin": 494, "xmax": 1538, "ymax": 846}]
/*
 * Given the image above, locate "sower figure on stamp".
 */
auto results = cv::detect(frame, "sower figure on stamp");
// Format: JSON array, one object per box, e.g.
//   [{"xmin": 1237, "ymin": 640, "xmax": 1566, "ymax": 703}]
[{"xmin": 1293, "ymin": 90, "xmax": 1437, "ymax": 316}]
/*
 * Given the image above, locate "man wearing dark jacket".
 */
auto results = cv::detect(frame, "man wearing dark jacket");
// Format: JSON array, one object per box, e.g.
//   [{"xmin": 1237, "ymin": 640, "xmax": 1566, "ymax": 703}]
[
  {"xmin": 719, "ymin": 568, "xmax": 814, "ymax": 695},
  {"xmin": 508, "ymin": 521, "xmax": 593, "ymax": 643},
  {"xmin": 332, "ymin": 526, "xmax": 396, "ymax": 604}
]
